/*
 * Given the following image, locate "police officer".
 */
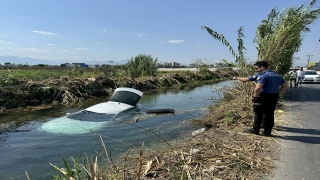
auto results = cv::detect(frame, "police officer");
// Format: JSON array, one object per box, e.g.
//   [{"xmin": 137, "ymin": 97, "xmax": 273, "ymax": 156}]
[{"xmin": 232, "ymin": 61, "xmax": 288, "ymax": 136}]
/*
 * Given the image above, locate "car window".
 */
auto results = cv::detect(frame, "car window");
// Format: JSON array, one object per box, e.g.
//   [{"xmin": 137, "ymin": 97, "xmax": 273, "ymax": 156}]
[
  {"xmin": 305, "ymin": 71, "xmax": 317, "ymax": 75},
  {"xmin": 109, "ymin": 90, "xmax": 141, "ymax": 106}
]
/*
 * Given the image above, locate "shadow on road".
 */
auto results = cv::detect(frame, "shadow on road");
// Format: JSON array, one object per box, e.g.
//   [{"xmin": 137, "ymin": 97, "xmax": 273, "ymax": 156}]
[
  {"xmin": 283, "ymin": 84, "xmax": 320, "ymax": 103},
  {"xmin": 276, "ymin": 127, "xmax": 320, "ymax": 144},
  {"xmin": 278, "ymin": 127, "xmax": 320, "ymax": 135}
]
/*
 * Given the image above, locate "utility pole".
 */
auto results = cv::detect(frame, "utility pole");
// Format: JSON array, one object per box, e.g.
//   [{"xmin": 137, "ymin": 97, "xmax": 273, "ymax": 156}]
[{"xmin": 306, "ymin": 55, "xmax": 313, "ymax": 70}]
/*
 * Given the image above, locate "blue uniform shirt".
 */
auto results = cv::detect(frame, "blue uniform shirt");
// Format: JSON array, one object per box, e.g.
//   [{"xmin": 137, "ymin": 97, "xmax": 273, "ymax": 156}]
[{"xmin": 248, "ymin": 70, "xmax": 285, "ymax": 93}]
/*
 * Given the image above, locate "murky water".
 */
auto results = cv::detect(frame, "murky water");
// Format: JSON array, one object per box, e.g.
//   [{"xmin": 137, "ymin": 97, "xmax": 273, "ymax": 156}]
[{"xmin": 0, "ymin": 81, "xmax": 230, "ymax": 180}]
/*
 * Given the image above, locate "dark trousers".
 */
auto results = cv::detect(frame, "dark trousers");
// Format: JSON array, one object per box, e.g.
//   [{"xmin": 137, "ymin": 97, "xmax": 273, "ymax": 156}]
[
  {"xmin": 253, "ymin": 93, "xmax": 279, "ymax": 134},
  {"xmin": 289, "ymin": 78, "xmax": 297, "ymax": 87}
]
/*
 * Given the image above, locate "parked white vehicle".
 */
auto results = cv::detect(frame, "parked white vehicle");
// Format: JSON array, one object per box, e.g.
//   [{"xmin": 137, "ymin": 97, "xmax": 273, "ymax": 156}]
[{"xmin": 302, "ymin": 70, "xmax": 320, "ymax": 83}]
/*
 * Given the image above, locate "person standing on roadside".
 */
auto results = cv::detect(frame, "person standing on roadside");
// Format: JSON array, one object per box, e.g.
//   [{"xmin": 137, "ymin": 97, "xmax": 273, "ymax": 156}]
[
  {"xmin": 232, "ymin": 61, "xmax": 288, "ymax": 136},
  {"xmin": 297, "ymin": 67, "xmax": 305, "ymax": 87},
  {"xmin": 289, "ymin": 69, "xmax": 298, "ymax": 88}
]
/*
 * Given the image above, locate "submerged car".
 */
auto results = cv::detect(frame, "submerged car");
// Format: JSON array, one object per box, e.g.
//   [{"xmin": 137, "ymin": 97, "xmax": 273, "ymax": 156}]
[
  {"xmin": 302, "ymin": 70, "xmax": 320, "ymax": 83},
  {"xmin": 40, "ymin": 87, "xmax": 143, "ymax": 135}
]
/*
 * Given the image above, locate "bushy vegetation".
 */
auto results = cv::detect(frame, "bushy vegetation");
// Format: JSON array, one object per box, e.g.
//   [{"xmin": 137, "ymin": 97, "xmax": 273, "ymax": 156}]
[
  {"xmin": 202, "ymin": 1, "xmax": 320, "ymax": 76},
  {"xmin": 125, "ymin": 54, "xmax": 158, "ymax": 78},
  {"xmin": 254, "ymin": 0, "xmax": 320, "ymax": 74}
]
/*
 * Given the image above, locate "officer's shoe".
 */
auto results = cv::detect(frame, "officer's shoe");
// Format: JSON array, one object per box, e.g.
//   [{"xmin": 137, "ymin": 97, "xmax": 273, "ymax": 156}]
[
  {"xmin": 260, "ymin": 124, "xmax": 266, "ymax": 129},
  {"xmin": 262, "ymin": 131, "xmax": 272, "ymax": 137},
  {"xmin": 243, "ymin": 128, "xmax": 259, "ymax": 135},
  {"xmin": 262, "ymin": 133, "xmax": 273, "ymax": 137}
]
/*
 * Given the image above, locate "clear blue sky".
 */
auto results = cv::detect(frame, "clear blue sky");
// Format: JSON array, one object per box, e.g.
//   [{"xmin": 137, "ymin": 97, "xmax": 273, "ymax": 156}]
[{"xmin": 0, "ymin": 0, "xmax": 319, "ymax": 66}]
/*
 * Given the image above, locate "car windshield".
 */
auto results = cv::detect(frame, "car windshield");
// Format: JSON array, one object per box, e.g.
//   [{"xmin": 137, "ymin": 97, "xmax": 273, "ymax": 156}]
[
  {"xmin": 305, "ymin": 71, "xmax": 317, "ymax": 75},
  {"xmin": 67, "ymin": 110, "xmax": 116, "ymax": 122}
]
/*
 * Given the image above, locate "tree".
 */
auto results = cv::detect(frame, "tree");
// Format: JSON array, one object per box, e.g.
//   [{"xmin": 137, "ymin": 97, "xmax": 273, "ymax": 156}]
[
  {"xmin": 201, "ymin": 26, "xmax": 249, "ymax": 76},
  {"xmin": 202, "ymin": 0, "xmax": 320, "ymax": 76},
  {"xmin": 36, "ymin": 64, "xmax": 48, "ymax": 67},
  {"xmin": 125, "ymin": 54, "xmax": 158, "ymax": 78},
  {"xmin": 254, "ymin": 0, "xmax": 320, "ymax": 74}
]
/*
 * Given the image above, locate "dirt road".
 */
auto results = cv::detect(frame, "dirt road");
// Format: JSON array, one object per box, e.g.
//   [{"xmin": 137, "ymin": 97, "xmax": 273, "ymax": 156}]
[{"xmin": 272, "ymin": 83, "xmax": 320, "ymax": 179}]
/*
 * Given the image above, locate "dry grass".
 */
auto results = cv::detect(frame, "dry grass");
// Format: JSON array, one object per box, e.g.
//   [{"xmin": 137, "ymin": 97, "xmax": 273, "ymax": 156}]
[
  {"xmin": 110, "ymin": 127, "xmax": 279, "ymax": 180},
  {"xmin": 51, "ymin": 124, "xmax": 281, "ymax": 179}
]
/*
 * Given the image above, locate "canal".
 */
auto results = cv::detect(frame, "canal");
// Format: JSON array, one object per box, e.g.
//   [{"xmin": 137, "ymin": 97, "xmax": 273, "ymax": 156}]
[{"xmin": 0, "ymin": 81, "xmax": 231, "ymax": 179}]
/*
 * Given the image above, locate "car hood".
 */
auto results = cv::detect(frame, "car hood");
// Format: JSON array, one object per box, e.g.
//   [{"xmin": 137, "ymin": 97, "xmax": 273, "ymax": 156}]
[{"xmin": 305, "ymin": 75, "xmax": 320, "ymax": 78}]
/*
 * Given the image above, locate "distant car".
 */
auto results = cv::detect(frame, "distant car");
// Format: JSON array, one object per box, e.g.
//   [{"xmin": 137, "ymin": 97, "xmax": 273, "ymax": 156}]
[{"xmin": 302, "ymin": 70, "xmax": 320, "ymax": 83}]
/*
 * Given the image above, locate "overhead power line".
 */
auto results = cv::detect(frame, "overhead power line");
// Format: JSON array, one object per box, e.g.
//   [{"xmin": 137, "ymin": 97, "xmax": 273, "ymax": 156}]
[{"xmin": 310, "ymin": 40, "xmax": 319, "ymax": 55}]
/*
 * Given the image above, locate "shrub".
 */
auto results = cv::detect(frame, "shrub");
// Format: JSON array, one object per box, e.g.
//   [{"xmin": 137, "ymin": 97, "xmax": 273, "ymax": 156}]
[{"xmin": 125, "ymin": 54, "xmax": 158, "ymax": 78}]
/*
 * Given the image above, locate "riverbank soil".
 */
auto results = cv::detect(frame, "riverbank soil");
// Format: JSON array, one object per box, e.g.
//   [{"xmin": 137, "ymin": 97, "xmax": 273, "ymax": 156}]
[
  {"xmin": 0, "ymin": 69, "xmax": 236, "ymax": 125},
  {"xmin": 0, "ymin": 69, "xmax": 236, "ymax": 111}
]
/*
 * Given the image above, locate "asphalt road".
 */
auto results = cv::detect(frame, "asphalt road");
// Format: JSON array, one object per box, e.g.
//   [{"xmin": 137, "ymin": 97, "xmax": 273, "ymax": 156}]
[{"xmin": 272, "ymin": 83, "xmax": 320, "ymax": 180}]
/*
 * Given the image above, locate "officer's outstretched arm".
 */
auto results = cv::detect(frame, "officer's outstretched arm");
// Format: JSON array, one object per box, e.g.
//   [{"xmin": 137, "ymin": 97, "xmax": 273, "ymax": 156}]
[{"xmin": 232, "ymin": 77, "xmax": 251, "ymax": 82}]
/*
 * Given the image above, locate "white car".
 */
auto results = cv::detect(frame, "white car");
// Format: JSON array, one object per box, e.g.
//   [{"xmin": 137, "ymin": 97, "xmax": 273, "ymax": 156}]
[
  {"xmin": 302, "ymin": 70, "xmax": 320, "ymax": 83},
  {"xmin": 40, "ymin": 87, "xmax": 143, "ymax": 135}
]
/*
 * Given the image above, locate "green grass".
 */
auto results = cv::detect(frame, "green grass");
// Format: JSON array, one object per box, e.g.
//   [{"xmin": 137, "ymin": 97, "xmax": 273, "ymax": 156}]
[{"xmin": 0, "ymin": 68, "xmax": 104, "ymax": 86}]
